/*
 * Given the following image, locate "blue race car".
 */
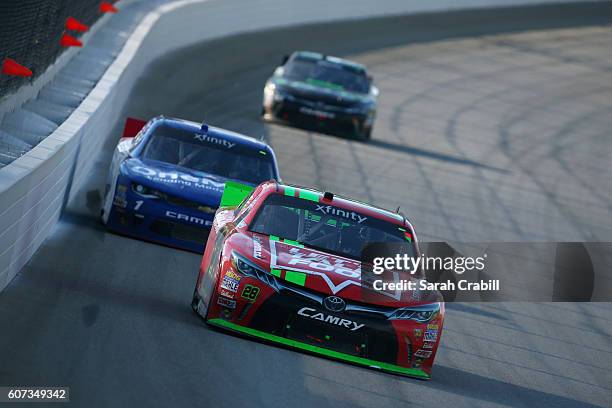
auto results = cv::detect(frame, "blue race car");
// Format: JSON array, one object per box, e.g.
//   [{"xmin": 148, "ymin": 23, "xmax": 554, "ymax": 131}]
[{"xmin": 101, "ymin": 116, "xmax": 280, "ymax": 252}]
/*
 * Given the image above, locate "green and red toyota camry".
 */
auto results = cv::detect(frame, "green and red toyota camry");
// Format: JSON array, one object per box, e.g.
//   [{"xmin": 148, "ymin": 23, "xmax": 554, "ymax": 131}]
[{"xmin": 192, "ymin": 181, "xmax": 444, "ymax": 379}]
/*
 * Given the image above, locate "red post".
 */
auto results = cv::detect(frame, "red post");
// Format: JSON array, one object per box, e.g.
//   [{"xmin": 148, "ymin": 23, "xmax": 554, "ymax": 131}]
[
  {"xmin": 66, "ymin": 17, "xmax": 89, "ymax": 32},
  {"xmin": 100, "ymin": 2, "xmax": 118, "ymax": 13},
  {"xmin": 1, "ymin": 58, "xmax": 33, "ymax": 77},
  {"xmin": 60, "ymin": 33, "xmax": 83, "ymax": 47}
]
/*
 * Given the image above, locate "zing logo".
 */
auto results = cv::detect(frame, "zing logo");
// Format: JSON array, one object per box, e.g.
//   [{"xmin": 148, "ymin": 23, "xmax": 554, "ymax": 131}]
[{"xmin": 314, "ymin": 205, "xmax": 367, "ymax": 223}]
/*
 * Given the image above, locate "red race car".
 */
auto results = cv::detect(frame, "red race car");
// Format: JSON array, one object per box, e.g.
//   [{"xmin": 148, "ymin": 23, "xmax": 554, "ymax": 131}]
[{"xmin": 192, "ymin": 181, "xmax": 444, "ymax": 379}]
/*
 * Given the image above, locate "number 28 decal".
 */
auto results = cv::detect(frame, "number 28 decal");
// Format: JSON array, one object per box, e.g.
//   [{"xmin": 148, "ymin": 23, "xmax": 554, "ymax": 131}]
[{"xmin": 241, "ymin": 284, "xmax": 260, "ymax": 301}]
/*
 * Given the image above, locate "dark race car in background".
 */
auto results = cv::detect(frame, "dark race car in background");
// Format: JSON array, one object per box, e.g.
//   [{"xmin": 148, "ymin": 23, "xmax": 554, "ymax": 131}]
[
  {"xmin": 193, "ymin": 181, "xmax": 444, "ymax": 379},
  {"xmin": 101, "ymin": 116, "xmax": 280, "ymax": 252},
  {"xmin": 262, "ymin": 51, "xmax": 379, "ymax": 141}
]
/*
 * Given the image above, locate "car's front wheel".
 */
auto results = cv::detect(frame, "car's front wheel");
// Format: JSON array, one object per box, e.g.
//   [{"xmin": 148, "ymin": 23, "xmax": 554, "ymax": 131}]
[
  {"xmin": 191, "ymin": 288, "xmax": 210, "ymax": 319},
  {"xmin": 355, "ymin": 126, "xmax": 372, "ymax": 142}
]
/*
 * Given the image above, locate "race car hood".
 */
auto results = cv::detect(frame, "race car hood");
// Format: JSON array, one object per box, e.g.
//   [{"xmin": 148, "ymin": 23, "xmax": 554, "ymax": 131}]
[
  {"xmin": 121, "ymin": 157, "xmax": 229, "ymax": 206},
  {"xmin": 273, "ymin": 77, "xmax": 372, "ymax": 107},
  {"xmin": 229, "ymin": 231, "xmax": 440, "ymax": 307}
]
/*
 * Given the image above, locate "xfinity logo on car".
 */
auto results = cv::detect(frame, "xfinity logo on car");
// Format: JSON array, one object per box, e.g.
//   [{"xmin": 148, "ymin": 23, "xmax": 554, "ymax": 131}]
[
  {"xmin": 193, "ymin": 133, "xmax": 236, "ymax": 149},
  {"xmin": 315, "ymin": 205, "xmax": 367, "ymax": 223},
  {"xmin": 166, "ymin": 211, "xmax": 207, "ymax": 226},
  {"xmin": 297, "ymin": 307, "xmax": 364, "ymax": 331}
]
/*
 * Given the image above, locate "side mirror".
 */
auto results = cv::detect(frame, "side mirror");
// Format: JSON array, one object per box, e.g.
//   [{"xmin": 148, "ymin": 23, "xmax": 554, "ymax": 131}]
[
  {"xmin": 371, "ymin": 86, "xmax": 379, "ymax": 97},
  {"xmin": 281, "ymin": 55, "xmax": 289, "ymax": 65}
]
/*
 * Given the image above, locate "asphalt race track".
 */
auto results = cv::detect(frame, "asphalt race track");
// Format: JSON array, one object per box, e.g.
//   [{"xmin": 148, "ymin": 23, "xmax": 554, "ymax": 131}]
[{"xmin": 1, "ymin": 3, "xmax": 612, "ymax": 407}]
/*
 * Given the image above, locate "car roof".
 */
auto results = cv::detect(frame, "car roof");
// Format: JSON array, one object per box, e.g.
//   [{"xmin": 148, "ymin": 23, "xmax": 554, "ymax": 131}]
[
  {"xmin": 291, "ymin": 51, "xmax": 367, "ymax": 75},
  {"xmin": 259, "ymin": 181, "xmax": 411, "ymax": 228}
]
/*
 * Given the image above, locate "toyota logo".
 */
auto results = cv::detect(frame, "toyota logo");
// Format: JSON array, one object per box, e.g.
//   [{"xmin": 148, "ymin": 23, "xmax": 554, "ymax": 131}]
[{"xmin": 323, "ymin": 296, "xmax": 346, "ymax": 312}]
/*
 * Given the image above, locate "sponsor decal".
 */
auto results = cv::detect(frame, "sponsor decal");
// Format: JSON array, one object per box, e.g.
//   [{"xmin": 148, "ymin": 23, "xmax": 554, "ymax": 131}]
[
  {"xmin": 427, "ymin": 323, "xmax": 439, "ymax": 330},
  {"xmin": 193, "ymin": 133, "xmax": 236, "ymax": 148},
  {"xmin": 414, "ymin": 349, "xmax": 432, "ymax": 359},
  {"xmin": 252, "ymin": 235, "xmax": 263, "ymax": 259},
  {"xmin": 113, "ymin": 183, "xmax": 128, "ymax": 208},
  {"xmin": 241, "ymin": 284, "xmax": 260, "ymax": 302},
  {"xmin": 270, "ymin": 241, "xmax": 360, "ymax": 294},
  {"xmin": 314, "ymin": 204, "xmax": 367, "ymax": 224},
  {"xmin": 422, "ymin": 342, "xmax": 434, "ymax": 349},
  {"xmin": 299, "ymin": 106, "xmax": 335, "ymax": 119},
  {"xmin": 413, "ymin": 329, "xmax": 423, "ymax": 338},
  {"xmin": 424, "ymin": 329, "xmax": 438, "ymax": 342},
  {"xmin": 130, "ymin": 166, "xmax": 223, "ymax": 192},
  {"xmin": 217, "ymin": 296, "xmax": 236, "ymax": 309},
  {"xmin": 220, "ymin": 289, "xmax": 235, "ymax": 299},
  {"xmin": 113, "ymin": 196, "xmax": 127, "ymax": 208},
  {"xmin": 221, "ymin": 273, "xmax": 241, "ymax": 293},
  {"xmin": 297, "ymin": 307, "xmax": 364, "ymax": 331},
  {"xmin": 166, "ymin": 210, "xmax": 211, "ymax": 226},
  {"xmin": 226, "ymin": 270, "xmax": 241, "ymax": 280}
]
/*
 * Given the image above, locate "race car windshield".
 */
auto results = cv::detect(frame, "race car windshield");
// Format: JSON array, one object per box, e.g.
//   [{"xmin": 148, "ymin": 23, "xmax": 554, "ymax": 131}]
[
  {"xmin": 141, "ymin": 124, "xmax": 275, "ymax": 184},
  {"xmin": 249, "ymin": 193, "xmax": 414, "ymax": 260},
  {"xmin": 283, "ymin": 57, "xmax": 370, "ymax": 94}
]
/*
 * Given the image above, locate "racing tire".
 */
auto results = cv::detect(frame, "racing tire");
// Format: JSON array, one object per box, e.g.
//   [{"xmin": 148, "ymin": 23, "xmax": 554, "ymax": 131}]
[
  {"xmin": 355, "ymin": 127, "xmax": 372, "ymax": 142},
  {"xmin": 191, "ymin": 288, "xmax": 209, "ymax": 319},
  {"xmin": 192, "ymin": 271, "xmax": 217, "ymax": 320}
]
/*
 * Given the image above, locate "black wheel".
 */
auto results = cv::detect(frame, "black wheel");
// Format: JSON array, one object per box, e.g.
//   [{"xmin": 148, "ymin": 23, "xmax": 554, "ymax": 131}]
[
  {"xmin": 355, "ymin": 127, "xmax": 372, "ymax": 142},
  {"xmin": 191, "ymin": 288, "xmax": 200, "ymax": 313},
  {"xmin": 191, "ymin": 287, "xmax": 210, "ymax": 319},
  {"xmin": 362, "ymin": 127, "xmax": 372, "ymax": 141},
  {"xmin": 192, "ymin": 269, "xmax": 218, "ymax": 320}
]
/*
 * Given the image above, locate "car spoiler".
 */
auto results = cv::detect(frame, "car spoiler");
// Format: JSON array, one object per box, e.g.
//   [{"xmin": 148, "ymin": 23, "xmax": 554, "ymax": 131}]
[
  {"xmin": 219, "ymin": 181, "xmax": 254, "ymax": 208},
  {"xmin": 122, "ymin": 117, "xmax": 147, "ymax": 138}
]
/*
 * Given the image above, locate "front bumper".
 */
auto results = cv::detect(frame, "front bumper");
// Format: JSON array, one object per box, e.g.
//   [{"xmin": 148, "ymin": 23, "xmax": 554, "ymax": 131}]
[
  {"xmin": 106, "ymin": 183, "xmax": 215, "ymax": 253},
  {"xmin": 208, "ymin": 318, "xmax": 430, "ymax": 379},
  {"xmin": 264, "ymin": 99, "xmax": 372, "ymax": 138},
  {"xmin": 205, "ymin": 261, "xmax": 442, "ymax": 379}
]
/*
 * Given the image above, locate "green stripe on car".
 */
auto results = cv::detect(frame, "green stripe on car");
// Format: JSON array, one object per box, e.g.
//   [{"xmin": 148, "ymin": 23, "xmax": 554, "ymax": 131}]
[
  {"xmin": 283, "ymin": 239, "xmax": 303, "ymax": 247},
  {"xmin": 284, "ymin": 186, "xmax": 296, "ymax": 197},
  {"xmin": 298, "ymin": 190, "xmax": 319, "ymax": 202},
  {"xmin": 208, "ymin": 319, "xmax": 430, "ymax": 379},
  {"xmin": 284, "ymin": 270, "xmax": 306, "ymax": 286}
]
